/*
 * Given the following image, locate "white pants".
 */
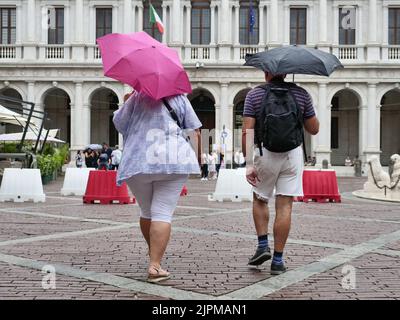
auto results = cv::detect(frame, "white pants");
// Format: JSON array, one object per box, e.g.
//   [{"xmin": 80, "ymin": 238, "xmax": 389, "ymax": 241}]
[
  {"xmin": 126, "ymin": 174, "xmax": 188, "ymax": 223},
  {"xmin": 253, "ymin": 146, "xmax": 304, "ymax": 201}
]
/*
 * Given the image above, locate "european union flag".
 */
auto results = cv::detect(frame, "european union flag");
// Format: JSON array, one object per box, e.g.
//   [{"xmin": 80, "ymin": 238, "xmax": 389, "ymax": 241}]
[{"xmin": 249, "ymin": 0, "xmax": 256, "ymax": 34}]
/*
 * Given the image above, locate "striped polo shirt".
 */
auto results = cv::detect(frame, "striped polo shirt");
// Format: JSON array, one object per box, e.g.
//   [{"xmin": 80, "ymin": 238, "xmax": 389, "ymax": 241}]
[{"xmin": 243, "ymin": 80, "xmax": 316, "ymax": 121}]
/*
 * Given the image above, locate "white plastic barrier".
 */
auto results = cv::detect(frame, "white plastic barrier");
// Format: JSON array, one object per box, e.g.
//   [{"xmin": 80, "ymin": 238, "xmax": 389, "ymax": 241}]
[
  {"xmin": 0, "ymin": 168, "xmax": 45, "ymax": 203},
  {"xmin": 208, "ymin": 168, "xmax": 253, "ymax": 202},
  {"xmin": 61, "ymin": 168, "xmax": 95, "ymax": 196}
]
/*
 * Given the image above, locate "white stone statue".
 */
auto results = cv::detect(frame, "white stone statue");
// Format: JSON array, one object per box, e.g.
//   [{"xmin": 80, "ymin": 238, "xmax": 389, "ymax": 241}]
[
  {"xmin": 363, "ymin": 156, "xmax": 390, "ymax": 193},
  {"xmin": 358, "ymin": 154, "xmax": 400, "ymax": 201},
  {"xmin": 390, "ymin": 154, "xmax": 400, "ymax": 190}
]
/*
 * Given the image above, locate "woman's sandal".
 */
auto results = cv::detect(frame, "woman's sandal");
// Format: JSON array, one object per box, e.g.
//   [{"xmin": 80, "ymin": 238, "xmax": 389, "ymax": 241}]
[{"xmin": 147, "ymin": 266, "xmax": 170, "ymax": 283}]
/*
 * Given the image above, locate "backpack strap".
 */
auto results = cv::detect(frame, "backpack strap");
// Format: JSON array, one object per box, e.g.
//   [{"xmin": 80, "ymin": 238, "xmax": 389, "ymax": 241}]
[
  {"xmin": 287, "ymin": 86, "xmax": 308, "ymax": 163},
  {"xmin": 256, "ymin": 85, "xmax": 271, "ymax": 157},
  {"xmin": 162, "ymin": 98, "xmax": 183, "ymax": 130},
  {"xmin": 163, "ymin": 98, "xmax": 190, "ymax": 142},
  {"xmin": 302, "ymin": 131, "xmax": 307, "ymax": 163}
]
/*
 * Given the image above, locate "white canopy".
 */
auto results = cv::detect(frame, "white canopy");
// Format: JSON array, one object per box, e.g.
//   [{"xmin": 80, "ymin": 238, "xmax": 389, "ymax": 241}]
[
  {"xmin": 0, "ymin": 104, "xmax": 27, "ymax": 126},
  {"xmin": 0, "ymin": 104, "xmax": 63, "ymax": 143},
  {"xmin": 0, "ymin": 130, "xmax": 65, "ymax": 143}
]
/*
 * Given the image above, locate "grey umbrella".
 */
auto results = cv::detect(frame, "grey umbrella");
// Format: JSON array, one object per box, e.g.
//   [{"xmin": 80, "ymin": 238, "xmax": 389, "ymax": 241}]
[{"xmin": 244, "ymin": 46, "xmax": 344, "ymax": 76}]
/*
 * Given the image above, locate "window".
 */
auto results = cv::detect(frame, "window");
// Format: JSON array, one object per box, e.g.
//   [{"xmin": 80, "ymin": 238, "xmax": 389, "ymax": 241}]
[
  {"xmin": 389, "ymin": 8, "xmax": 400, "ymax": 45},
  {"xmin": 96, "ymin": 8, "xmax": 112, "ymax": 40},
  {"xmin": 331, "ymin": 117, "xmax": 339, "ymax": 149},
  {"xmin": 0, "ymin": 8, "xmax": 16, "ymax": 44},
  {"xmin": 290, "ymin": 8, "xmax": 306, "ymax": 45},
  {"xmin": 339, "ymin": 7, "xmax": 355, "ymax": 45},
  {"xmin": 143, "ymin": 1, "xmax": 163, "ymax": 42},
  {"xmin": 48, "ymin": 8, "xmax": 64, "ymax": 44},
  {"xmin": 239, "ymin": 0, "xmax": 259, "ymax": 45},
  {"xmin": 191, "ymin": 0, "xmax": 211, "ymax": 45}
]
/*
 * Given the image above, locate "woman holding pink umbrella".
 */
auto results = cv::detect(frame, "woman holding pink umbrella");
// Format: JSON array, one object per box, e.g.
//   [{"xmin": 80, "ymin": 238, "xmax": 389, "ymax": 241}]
[{"xmin": 102, "ymin": 32, "xmax": 202, "ymax": 283}]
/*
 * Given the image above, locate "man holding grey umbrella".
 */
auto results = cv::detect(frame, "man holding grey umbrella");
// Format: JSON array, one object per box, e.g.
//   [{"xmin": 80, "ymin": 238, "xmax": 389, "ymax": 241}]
[{"xmin": 242, "ymin": 46, "xmax": 342, "ymax": 274}]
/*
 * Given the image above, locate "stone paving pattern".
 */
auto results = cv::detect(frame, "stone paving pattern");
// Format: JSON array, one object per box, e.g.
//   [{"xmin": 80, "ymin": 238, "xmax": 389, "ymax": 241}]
[{"xmin": 0, "ymin": 176, "xmax": 399, "ymax": 299}]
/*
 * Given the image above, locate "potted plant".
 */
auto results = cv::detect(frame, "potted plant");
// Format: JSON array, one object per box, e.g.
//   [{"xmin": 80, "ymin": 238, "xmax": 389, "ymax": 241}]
[{"xmin": 37, "ymin": 154, "xmax": 56, "ymax": 184}]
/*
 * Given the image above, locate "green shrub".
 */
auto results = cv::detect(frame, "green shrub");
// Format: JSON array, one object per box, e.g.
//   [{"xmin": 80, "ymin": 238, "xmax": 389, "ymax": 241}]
[
  {"xmin": 42, "ymin": 144, "xmax": 55, "ymax": 156},
  {"xmin": 37, "ymin": 144, "xmax": 70, "ymax": 176},
  {"xmin": 37, "ymin": 154, "xmax": 57, "ymax": 177},
  {"xmin": 0, "ymin": 142, "xmax": 19, "ymax": 153}
]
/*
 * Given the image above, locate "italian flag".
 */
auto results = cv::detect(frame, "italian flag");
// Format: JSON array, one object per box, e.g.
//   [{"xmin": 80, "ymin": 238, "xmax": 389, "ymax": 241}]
[{"xmin": 149, "ymin": 4, "xmax": 164, "ymax": 34}]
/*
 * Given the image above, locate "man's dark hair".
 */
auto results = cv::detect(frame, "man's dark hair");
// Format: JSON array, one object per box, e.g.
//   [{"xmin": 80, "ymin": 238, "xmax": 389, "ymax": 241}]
[{"xmin": 271, "ymin": 75, "xmax": 285, "ymax": 81}]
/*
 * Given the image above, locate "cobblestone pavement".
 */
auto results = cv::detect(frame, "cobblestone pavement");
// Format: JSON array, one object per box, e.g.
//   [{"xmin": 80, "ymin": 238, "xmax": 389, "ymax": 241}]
[{"xmin": 0, "ymin": 176, "xmax": 399, "ymax": 300}]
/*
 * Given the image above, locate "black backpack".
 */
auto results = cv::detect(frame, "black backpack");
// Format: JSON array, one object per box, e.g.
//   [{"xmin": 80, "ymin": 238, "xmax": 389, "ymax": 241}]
[{"xmin": 255, "ymin": 83, "xmax": 306, "ymax": 157}]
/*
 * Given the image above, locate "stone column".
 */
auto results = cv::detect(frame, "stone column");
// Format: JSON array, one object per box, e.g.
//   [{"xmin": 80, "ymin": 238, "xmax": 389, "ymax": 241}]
[
  {"xmin": 72, "ymin": 0, "xmax": 85, "ymax": 61},
  {"xmin": 112, "ymin": 4, "xmax": 118, "ymax": 33},
  {"xmin": 233, "ymin": 4, "xmax": 240, "ymax": 46},
  {"xmin": 27, "ymin": 0, "xmax": 36, "ymax": 42},
  {"xmin": 40, "ymin": 4, "xmax": 47, "ymax": 45},
  {"xmin": 269, "ymin": 0, "xmax": 279, "ymax": 45},
  {"xmin": 383, "ymin": 4, "xmax": 389, "ymax": 45},
  {"xmin": 89, "ymin": 5, "xmax": 95, "ymax": 43},
  {"xmin": 283, "ymin": 3, "xmax": 290, "ymax": 45},
  {"xmin": 63, "ymin": 5, "xmax": 70, "ymax": 60},
  {"xmin": 82, "ymin": 103, "xmax": 91, "ymax": 148},
  {"xmin": 137, "ymin": 3, "xmax": 144, "ymax": 32},
  {"xmin": 123, "ymin": 0, "xmax": 132, "ymax": 33},
  {"xmin": 375, "ymin": 103, "xmax": 381, "ymax": 157},
  {"xmin": 219, "ymin": 0, "xmax": 229, "ymax": 43},
  {"xmin": 70, "ymin": 82, "xmax": 82, "ymax": 151},
  {"xmin": 16, "ymin": 4, "xmax": 22, "ymax": 44},
  {"xmin": 258, "ymin": 3, "xmax": 265, "ymax": 46},
  {"xmin": 185, "ymin": 4, "xmax": 191, "ymax": 45},
  {"xmin": 27, "ymin": 82, "xmax": 40, "ymax": 127},
  {"xmin": 318, "ymin": 0, "xmax": 330, "ymax": 52},
  {"xmin": 210, "ymin": 3, "xmax": 216, "ymax": 45},
  {"xmin": 27, "ymin": 82, "xmax": 35, "ymax": 104},
  {"xmin": 368, "ymin": 0, "xmax": 377, "ymax": 43},
  {"xmin": 367, "ymin": 0, "xmax": 380, "ymax": 61},
  {"xmin": 171, "ymin": 0, "xmax": 182, "ymax": 44},
  {"xmin": 24, "ymin": 0, "xmax": 36, "ymax": 59},
  {"xmin": 75, "ymin": 0, "xmax": 84, "ymax": 42},
  {"xmin": 319, "ymin": 0, "xmax": 327, "ymax": 43},
  {"xmin": 358, "ymin": 104, "xmax": 368, "ymax": 164},
  {"xmin": 218, "ymin": 0, "xmax": 231, "ymax": 60},
  {"xmin": 365, "ymin": 83, "xmax": 381, "ymax": 161},
  {"xmin": 162, "ymin": 4, "xmax": 168, "ymax": 43},
  {"xmin": 315, "ymin": 83, "xmax": 331, "ymax": 165}
]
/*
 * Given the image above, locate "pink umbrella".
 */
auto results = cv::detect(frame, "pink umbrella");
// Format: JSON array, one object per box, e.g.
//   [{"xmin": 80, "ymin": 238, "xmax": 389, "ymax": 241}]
[{"xmin": 97, "ymin": 32, "xmax": 192, "ymax": 100}]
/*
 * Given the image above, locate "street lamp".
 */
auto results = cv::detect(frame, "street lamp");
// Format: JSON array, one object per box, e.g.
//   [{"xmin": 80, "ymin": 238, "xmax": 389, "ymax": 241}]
[{"xmin": 221, "ymin": 125, "xmax": 228, "ymax": 168}]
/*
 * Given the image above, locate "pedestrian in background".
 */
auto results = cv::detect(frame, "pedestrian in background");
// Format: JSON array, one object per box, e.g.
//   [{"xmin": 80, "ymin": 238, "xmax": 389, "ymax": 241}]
[
  {"xmin": 102, "ymin": 142, "xmax": 113, "ymax": 160},
  {"xmin": 97, "ymin": 150, "xmax": 110, "ymax": 170},
  {"xmin": 208, "ymin": 151, "xmax": 217, "ymax": 180},
  {"xmin": 111, "ymin": 145, "xmax": 122, "ymax": 170},
  {"xmin": 84, "ymin": 149, "xmax": 92, "ymax": 168},
  {"xmin": 201, "ymin": 152, "xmax": 209, "ymax": 181},
  {"xmin": 75, "ymin": 150, "xmax": 84, "ymax": 168}
]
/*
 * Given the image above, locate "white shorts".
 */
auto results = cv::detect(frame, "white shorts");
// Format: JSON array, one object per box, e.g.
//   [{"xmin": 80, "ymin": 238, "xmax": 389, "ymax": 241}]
[
  {"xmin": 253, "ymin": 146, "xmax": 304, "ymax": 201},
  {"xmin": 126, "ymin": 174, "xmax": 188, "ymax": 223}
]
